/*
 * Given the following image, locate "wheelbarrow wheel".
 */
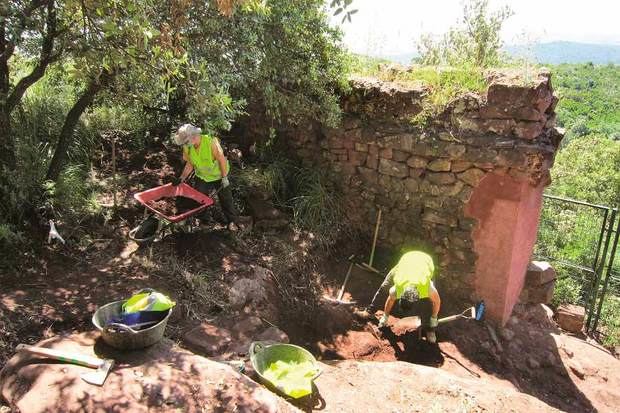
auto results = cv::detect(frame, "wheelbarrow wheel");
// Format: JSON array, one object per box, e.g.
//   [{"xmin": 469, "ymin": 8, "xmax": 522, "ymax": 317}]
[{"xmin": 130, "ymin": 215, "xmax": 159, "ymax": 243}]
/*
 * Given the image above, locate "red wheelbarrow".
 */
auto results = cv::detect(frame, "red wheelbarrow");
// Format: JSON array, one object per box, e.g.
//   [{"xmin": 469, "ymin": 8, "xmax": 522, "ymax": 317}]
[{"xmin": 129, "ymin": 183, "xmax": 214, "ymax": 243}]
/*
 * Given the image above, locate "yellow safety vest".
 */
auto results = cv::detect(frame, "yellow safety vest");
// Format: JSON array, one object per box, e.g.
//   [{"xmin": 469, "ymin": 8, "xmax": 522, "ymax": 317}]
[
  {"xmin": 184, "ymin": 134, "xmax": 229, "ymax": 182},
  {"xmin": 392, "ymin": 251, "xmax": 434, "ymax": 300},
  {"xmin": 123, "ymin": 291, "xmax": 176, "ymax": 313}
]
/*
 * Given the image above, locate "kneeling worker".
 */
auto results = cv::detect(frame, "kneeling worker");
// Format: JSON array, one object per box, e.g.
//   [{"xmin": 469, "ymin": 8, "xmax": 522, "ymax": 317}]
[{"xmin": 369, "ymin": 251, "xmax": 441, "ymax": 343}]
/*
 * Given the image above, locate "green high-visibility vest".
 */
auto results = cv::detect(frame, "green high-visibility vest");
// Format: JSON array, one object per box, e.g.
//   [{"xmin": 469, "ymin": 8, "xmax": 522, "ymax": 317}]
[
  {"xmin": 184, "ymin": 134, "xmax": 229, "ymax": 182},
  {"xmin": 392, "ymin": 251, "xmax": 434, "ymax": 300},
  {"xmin": 123, "ymin": 291, "xmax": 176, "ymax": 313}
]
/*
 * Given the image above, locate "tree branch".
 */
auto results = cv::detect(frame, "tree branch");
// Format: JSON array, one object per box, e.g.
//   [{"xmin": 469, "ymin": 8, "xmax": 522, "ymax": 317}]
[
  {"xmin": 0, "ymin": 0, "xmax": 48, "ymax": 63},
  {"xmin": 6, "ymin": 0, "xmax": 57, "ymax": 112},
  {"xmin": 46, "ymin": 70, "xmax": 113, "ymax": 181}
]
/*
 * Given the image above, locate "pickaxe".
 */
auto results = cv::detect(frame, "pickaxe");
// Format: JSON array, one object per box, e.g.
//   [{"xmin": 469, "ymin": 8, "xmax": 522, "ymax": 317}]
[{"xmin": 16, "ymin": 344, "xmax": 115, "ymax": 386}]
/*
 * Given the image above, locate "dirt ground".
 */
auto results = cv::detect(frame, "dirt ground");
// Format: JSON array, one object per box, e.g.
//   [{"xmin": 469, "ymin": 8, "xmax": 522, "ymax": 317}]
[
  {"xmin": 2, "ymin": 141, "xmax": 620, "ymax": 412},
  {"xmin": 289, "ymin": 262, "xmax": 620, "ymax": 413}
]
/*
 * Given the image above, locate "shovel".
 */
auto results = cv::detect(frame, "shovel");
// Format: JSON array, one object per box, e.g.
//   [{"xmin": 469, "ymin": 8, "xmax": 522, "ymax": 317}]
[{"xmin": 16, "ymin": 344, "xmax": 115, "ymax": 386}]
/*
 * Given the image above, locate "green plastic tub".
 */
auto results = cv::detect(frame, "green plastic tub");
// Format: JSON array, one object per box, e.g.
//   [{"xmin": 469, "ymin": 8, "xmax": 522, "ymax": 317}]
[{"xmin": 249, "ymin": 341, "xmax": 321, "ymax": 399}]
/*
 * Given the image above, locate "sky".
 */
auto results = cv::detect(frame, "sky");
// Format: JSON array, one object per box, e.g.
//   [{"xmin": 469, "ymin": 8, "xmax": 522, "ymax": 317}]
[{"xmin": 330, "ymin": 0, "xmax": 620, "ymax": 57}]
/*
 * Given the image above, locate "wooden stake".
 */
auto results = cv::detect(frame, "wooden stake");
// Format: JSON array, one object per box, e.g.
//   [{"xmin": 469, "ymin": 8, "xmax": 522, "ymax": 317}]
[
  {"xmin": 368, "ymin": 208, "xmax": 382, "ymax": 267},
  {"xmin": 337, "ymin": 262, "xmax": 354, "ymax": 301}
]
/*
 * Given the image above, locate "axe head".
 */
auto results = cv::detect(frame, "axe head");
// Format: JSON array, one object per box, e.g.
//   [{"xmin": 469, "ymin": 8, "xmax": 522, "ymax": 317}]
[{"xmin": 81, "ymin": 359, "xmax": 114, "ymax": 386}]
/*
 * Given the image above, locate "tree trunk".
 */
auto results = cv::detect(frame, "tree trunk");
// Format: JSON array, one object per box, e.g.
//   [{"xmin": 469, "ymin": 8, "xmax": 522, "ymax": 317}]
[
  {"xmin": 46, "ymin": 73, "xmax": 109, "ymax": 181},
  {"xmin": 0, "ymin": 107, "xmax": 15, "ymax": 170}
]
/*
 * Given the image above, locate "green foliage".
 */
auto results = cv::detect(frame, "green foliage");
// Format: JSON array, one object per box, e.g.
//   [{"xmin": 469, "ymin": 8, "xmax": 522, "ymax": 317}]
[
  {"xmin": 289, "ymin": 168, "xmax": 348, "ymax": 247},
  {"xmin": 551, "ymin": 63, "xmax": 620, "ymax": 142},
  {"xmin": 405, "ymin": 67, "xmax": 488, "ymax": 125},
  {"xmin": 600, "ymin": 296, "xmax": 620, "ymax": 347},
  {"xmin": 417, "ymin": 0, "xmax": 513, "ymax": 68},
  {"xmin": 345, "ymin": 54, "xmax": 391, "ymax": 76},
  {"xmin": 551, "ymin": 276, "xmax": 582, "ymax": 308},
  {"xmin": 347, "ymin": 55, "xmax": 488, "ymax": 126},
  {"xmin": 549, "ymin": 135, "xmax": 620, "ymax": 207},
  {"xmin": 44, "ymin": 165, "xmax": 102, "ymax": 217}
]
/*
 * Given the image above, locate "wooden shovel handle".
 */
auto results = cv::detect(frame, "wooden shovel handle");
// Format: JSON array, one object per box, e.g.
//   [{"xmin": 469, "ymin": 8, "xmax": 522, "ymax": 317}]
[{"xmin": 16, "ymin": 344, "xmax": 103, "ymax": 368}]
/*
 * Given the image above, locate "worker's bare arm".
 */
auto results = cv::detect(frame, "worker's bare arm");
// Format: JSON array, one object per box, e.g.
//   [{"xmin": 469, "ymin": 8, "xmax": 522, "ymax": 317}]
[
  {"xmin": 180, "ymin": 149, "xmax": 194, "ymax": 181},
  {"xmin": 212, "ymin": 139, "xmax": 228, "ymax": 178},
  {"xmin": 429, "ymin": 282, "xmax": 441, "ymax": 318}
]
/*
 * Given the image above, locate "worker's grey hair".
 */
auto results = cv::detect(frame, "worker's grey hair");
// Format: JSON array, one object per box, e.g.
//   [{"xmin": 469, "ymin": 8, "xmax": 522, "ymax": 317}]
[{"xmin": 173, "ymin": 123, "xmax": 202, "ymax": 145}]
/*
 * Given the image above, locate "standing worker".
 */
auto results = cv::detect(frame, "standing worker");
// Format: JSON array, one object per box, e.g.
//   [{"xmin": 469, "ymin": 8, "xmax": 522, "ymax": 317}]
[
  {"xmin": 369, "ymin": 251, "xmax": 441, "ymax": 343},
  {"xmin": 173, "ymin": 123, "xmax": 239, "ymax": 231}
]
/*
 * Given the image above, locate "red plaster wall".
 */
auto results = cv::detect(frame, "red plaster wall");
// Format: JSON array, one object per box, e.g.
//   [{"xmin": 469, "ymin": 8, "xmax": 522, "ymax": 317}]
[{"xmin": 464, "ymin": 173, "xmax": 545, "ymax": 325}]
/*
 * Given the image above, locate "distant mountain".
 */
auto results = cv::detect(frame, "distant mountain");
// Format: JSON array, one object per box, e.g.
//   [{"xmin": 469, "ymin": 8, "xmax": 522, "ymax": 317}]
[
  {"xmin": 380, "ymin": 52, "xmax": 418, "ymax": 65},
  {"xmin": 505, "ymin": 41, "xmax": 620, "ymax": 65},
  {"xmin": 375, "ymin": 41, "xmax": 620, "ymax": 66}
]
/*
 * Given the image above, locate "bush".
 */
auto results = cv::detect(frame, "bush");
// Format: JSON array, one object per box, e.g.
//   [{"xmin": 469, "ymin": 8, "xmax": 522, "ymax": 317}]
[
  {"xmin": 551, "ymin": 276, "xmax": 582, "ymax": 308},
  {"xmin": 289, "ymin": 168, "xmax": 348, "ymax": 248},
  {"xmin": 600, "ymin": 296, "xmax": 620, "ymax": 347}
]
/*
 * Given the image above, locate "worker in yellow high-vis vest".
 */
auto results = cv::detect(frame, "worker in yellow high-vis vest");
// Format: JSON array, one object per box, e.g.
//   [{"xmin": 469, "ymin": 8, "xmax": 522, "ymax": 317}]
[
  {"xmin": 173, "ymin": 123, "xmax": 239, "ymax": 231},
  {"xmin": 369, "ymin": 251, "xmax": 441, "ymax": 343}
]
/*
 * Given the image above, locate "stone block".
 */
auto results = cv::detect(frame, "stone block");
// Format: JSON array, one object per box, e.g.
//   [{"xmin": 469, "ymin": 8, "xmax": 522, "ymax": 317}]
[
  {"xmin": 407, "ymin": 156, "xmax": 428, "ymax": 168},
  {"xmin": 392, "ymin": 150, "xmax": 409, "ymax": 162},
  {"xmin": 366, "ymin": 154, "xmax": 378, "ymax": 170},
  {"xmin": 368, "ymin": 144, "xmax": 379, "ymax": 156},
  {"xmin": 423, "ymin": 197, "xmax": 444, "ymax": 210},
  {"xmin": 426, "ymin": 172, "xmax": 456, "ymax": 185},
  {"xmin": 344, "ymin": 128, "xmax": 362, "ymax": 140},
  {"xmin": 408, "ymin": 167, "xmax": 423, "ymax": 178},
  {"xmin": 331, "ymin": 148, "xmax": 347, "ymax": 155},
  {"xmin": 404, "ymin": 178, "xmax": 419, "ymax": 192},
  {"xmin": 379, "ymin": 158, "xmax": 408, "ymax": 178},
  {"xmin": 457, "ymin": 168, "xmax": 486, "ymax": 186},
  {"xmin": 348, "ymin": 150, "xmax": 367, "ymax": 166},
  {"xmin": 457, "ymin": 186, "xmax": 474, "ymax": 202},
  {"xmin": 427, "ymin": 159, "xmax": 451, "ymax": 172},
  {"xmin": 527, "ymin": 280, "xmax": 555, "ymax": 304},
  {"xmin": 459, "ymin": 217, "xmax": 478, "ymax": 231},
  {"xmin": 355, "ymin": 142, "xmax": 368, "ymax": 152},
  {"xmin": 338, "ymin": 154, "xmax": 348, "ymax": 162},
  {"xmin": 525, "ymin": 261, "xmax": 557, "ymax": 286},
  {"xmin": 328, "ymin": 136, "xmax": 344, "ymax": 149},
  {"xmin": 419, "ymin": 180, "xmax": 442, "ymax": 196},
  {"xmin": 481, "ymin": 119, "xmax": 516, "ymax": 135},
  {"xmin": 422, "ymin": 210, "xmax": 457, "ymax": 227},
  {"xmin": 451, "ymin": 160, "xmax": 473, "ymax": 173},
  {"xmin": 379, "ymin": 147, "xmax": 393, "ymax": 159},
  {"xmin": 445, "ymin": 144, "xmax": 466, "ymax": 159},
  {"xmin": 440, "ymin": 181, "xmax": 465, "ymax": 197},
  {"xmin": 412, "ymin": 142, "xmax": 439, "ymax": 157},
  {"xmin": 378, "ymin": 134, "xmax": 416, "ymax": 152},
  {"xmin": 514, "ymin": 121, "xmax": 544, "ymax": 140},
  {"xmin": 343, "ymin": 117, "xmax": 361, "ymax": 130},
  {"xmin": 555, "ymin": 304, "xmax": 585, "ymax": 333},
  {"xmin": 343, "ymin": 137, "xmax": 355, "ymax": 150},
  {"xmin": 479, "ymin": 105, "xmax": 545, "ymax": 122}
]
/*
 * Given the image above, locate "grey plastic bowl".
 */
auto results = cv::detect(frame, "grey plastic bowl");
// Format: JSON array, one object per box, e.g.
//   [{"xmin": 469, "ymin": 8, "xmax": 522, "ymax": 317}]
[{"xmin": 92, "ymin": 300, "xmax": 171, "ymax": 350}]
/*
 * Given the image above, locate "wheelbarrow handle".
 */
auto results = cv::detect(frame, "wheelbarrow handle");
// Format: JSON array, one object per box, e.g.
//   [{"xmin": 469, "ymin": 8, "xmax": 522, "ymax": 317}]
[
  {"xmin": 249, "ymin": 341, "xmax": 265, "ymax": 359},
  {"xmin": 104, "ymin": 323, "xmax": 139, "ymax": 335}
]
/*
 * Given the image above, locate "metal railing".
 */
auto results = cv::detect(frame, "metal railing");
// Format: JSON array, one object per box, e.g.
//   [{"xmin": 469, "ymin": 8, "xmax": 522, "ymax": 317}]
[{"xmin": 534, "ymin": 193, "xmax": 619, "ymax": 334}]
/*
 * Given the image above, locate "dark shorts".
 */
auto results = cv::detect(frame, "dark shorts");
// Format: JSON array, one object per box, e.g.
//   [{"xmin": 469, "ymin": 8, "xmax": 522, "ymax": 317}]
[{"xmin": 393, "ymin": 297, "xmax": 433, "ymax": 328}]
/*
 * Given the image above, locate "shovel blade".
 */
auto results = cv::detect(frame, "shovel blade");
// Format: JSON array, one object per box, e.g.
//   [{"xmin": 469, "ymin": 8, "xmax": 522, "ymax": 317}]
[{"xmin": 80, "ymin": 359, "xmax": 114, "ymax": 386}]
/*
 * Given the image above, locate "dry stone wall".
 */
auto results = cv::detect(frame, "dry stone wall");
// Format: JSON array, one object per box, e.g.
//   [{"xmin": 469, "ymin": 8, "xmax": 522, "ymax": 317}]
[{"xmin": 252, "ymin": 70, "xmax": 562, "ymax": 310}]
